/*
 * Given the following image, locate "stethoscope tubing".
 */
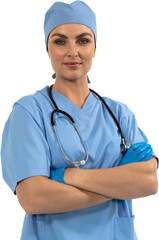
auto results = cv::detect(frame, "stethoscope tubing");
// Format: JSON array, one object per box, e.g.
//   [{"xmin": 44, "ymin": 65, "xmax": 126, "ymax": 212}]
[
  {"xmin": 49, "ymin": 84, "xmax": 123, "ymax": 136},
  {"xmin": 48, "ymin": 84, "xmax": 129, "ymax": 166}
]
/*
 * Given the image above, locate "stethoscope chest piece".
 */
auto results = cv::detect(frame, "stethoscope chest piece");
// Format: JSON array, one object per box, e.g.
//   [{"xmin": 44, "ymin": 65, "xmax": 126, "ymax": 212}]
[{"xmin": 120, "ymin": 138, "xmax": 130, "ymax": 156}]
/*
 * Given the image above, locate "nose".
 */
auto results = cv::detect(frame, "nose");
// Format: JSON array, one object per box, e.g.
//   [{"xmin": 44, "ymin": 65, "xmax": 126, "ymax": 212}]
[{"xmin": 66, "ymin": 43, "xmax": 79, "ymax": 58}]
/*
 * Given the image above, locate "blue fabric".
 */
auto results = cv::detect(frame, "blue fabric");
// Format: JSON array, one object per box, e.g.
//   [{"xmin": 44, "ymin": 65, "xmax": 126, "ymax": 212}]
[
  {"xmin": 49, "ymin": 167, "xmax": 68, "ymax": 184},
  {"xmin": 50, "ymin": 142, "xmax": 153, "ymax": 182},
  {"xmin": 44, "ymin": 1, "xmax": 97, "ymax": 47},
  {"xmin": 2, "ymin": 85, "xmax": 157, "ymax": 239}
]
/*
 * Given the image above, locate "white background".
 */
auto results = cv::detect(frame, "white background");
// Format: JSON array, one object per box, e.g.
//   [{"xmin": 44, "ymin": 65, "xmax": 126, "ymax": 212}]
[{"xmin": 0, "ymin": 0, "xmax": 158, "ymax": 239}]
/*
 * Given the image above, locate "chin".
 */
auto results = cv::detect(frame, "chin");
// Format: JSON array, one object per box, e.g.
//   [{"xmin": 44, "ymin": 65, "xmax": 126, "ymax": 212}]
[{"xmin": 62, "ymin": 74, "xmax": 84, "ymax": 82}]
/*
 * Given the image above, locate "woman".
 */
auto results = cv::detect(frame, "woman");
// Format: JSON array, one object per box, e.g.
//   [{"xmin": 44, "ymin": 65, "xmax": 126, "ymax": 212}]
[{"xmin": 1, "ymin": 1, "xmax": 158, "ymax": 239}]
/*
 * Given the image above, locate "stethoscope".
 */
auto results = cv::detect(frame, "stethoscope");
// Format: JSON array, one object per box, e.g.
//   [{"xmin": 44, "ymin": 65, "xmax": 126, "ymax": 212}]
[{"xmin": 48, "ymin": 84, "xmax": 130, "ymax": 167}]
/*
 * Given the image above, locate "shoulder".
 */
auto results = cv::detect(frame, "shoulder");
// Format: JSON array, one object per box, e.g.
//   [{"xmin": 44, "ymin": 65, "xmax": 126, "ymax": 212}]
[
  {"xmin": 101, "ymin": 96, "xmax": 147, "ymax": 144},
  {"xmin": 3, "ymin": 86, "xmax": 51, "ymax": 135},
  {"xmin": 14, "ymin": 86, "xmax": 50, "ymax": 111},
  {"xmin": 12, "ymin": 86, "xmax": 51, "ymax": 117},
  {"xmin": 7, "ymin": 86, "xmax": 51, "ymax": 131},
  {"xmin": 101, "ymin": 96, "xmax": 132, "ymax": 120}
]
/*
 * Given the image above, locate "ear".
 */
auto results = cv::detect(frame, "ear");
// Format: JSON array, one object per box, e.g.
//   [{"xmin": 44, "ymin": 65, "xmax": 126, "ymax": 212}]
[
  {"xmin": 93, "ymin": 47, "xmax": 96, "ymax": 57},
  {"xmin": 47, "ymin": 48, "xmax": 51, "ymax": 59}
]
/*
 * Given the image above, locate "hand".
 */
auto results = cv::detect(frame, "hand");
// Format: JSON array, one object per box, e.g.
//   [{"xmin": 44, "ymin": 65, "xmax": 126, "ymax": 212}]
[
  {"xmin": 49, "ymin": 167, "xmax": 68, "ymax": 184},
  {"xmin": 118, "ymin": 142, "xmax": 153, "ymax": 166}
]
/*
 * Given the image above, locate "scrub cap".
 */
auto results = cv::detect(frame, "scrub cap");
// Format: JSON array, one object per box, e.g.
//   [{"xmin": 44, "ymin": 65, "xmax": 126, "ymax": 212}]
[{"xmin": 44, "ymin": 1, "xmax": 97, "ymax": 48}]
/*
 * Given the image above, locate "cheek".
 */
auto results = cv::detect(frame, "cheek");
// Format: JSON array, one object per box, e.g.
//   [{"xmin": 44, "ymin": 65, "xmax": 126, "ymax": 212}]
[
  {"xmin": 83, "ymin": 52, "xmax": 94, "ymax": 67},
  {"xmin": 83, "ymin": 47, "xmax": 95, "ymax": 60},
  {"xmin": 49, "ymin": 50, "xmax": 63, "ymax": 64}
]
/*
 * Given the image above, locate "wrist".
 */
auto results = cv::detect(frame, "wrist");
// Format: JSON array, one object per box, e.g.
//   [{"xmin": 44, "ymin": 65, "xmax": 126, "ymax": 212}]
[{"xmin": 63, "ymin": 168, "xmax": 80, "ymax": 185}]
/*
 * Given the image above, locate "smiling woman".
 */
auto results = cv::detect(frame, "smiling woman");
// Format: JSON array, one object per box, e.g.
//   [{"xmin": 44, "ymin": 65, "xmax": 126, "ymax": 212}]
[
  {"xmin": 47, "ymin": 23, "xmax": 96, "ymax": 97},
  {"xmin": 1, "ymin": 1, "xmax": 158, "ymax": 240}
]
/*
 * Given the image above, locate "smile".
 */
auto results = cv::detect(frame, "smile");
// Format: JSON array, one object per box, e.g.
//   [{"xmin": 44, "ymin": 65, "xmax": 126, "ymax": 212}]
[{"xmin": 64, "ymin": 62, "xmax": 82, "ymax": 69}]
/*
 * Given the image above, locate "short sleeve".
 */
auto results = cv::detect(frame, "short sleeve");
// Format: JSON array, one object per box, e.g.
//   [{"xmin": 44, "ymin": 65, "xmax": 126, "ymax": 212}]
[
  {"xmin": 123, "ymin": 110, "xmax": 148, "ymax": 144},
  {"xmin": 121, "ymin": 108, "xmax": 158, "ymax": 168},
  {"xmin": 1, "ymin": 103, "xmax": 51, "ymax": 195}
]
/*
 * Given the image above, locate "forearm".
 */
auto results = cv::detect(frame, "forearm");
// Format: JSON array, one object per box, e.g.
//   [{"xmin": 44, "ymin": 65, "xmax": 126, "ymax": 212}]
[
  {"xmin": 64, "ymin": 158, "xmax": 158, "ymax": 200},
  {"xmin": 27, "ymin": 177, "xmax": 111, "ymax": 215}
]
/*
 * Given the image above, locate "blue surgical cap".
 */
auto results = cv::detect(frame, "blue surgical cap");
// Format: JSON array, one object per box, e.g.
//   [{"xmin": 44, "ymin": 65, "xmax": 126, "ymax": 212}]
[{"xmin": 44, "ymin": 1, "xmax": 97, "ymax": 48}]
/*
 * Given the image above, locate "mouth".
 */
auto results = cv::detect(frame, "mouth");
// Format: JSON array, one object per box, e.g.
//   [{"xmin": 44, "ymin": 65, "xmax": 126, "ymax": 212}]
[{"xmin": 64, "ymin": 62, "xmax": 82, "ymax": 69}]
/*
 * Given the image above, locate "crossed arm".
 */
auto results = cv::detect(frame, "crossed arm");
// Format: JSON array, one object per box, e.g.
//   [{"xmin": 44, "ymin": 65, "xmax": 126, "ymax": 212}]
[
  {"xmin": 63, "ymin": 157, "xmax": 158, "ymax": 200},
  {"xmin": 52, "ymin": 143, "xmax": 158, "ymax": 199},
  {"xmin": 16, "ymin": 158, "xmax": 158, "ymax": 215}
]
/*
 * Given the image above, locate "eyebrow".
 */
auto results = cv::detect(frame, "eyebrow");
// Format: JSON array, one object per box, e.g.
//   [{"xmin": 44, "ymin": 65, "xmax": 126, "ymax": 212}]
[{"xmin": 50, "ymin": 32, "xmax": 93, "ymax": 39}]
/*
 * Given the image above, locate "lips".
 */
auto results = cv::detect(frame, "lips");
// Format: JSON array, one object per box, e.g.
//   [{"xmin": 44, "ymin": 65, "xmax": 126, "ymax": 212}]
[
  {"xmin": 64, "ymin": 62, "xmax": 81, "ymax": 68},
  {"xmin": 64, "ymin": 62, "xmax": 81, "ymax": 65}
]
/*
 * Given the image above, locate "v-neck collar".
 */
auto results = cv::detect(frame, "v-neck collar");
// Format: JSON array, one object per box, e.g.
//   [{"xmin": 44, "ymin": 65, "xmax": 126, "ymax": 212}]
[{"xmin": 51, "ymin": 88, "xmax": 98, "ymax": 127}]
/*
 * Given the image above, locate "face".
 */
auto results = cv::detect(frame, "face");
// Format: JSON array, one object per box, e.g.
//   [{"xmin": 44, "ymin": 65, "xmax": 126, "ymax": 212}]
[{"xmin": 47, "ymin": 23, "xmax": 96, "ymax": 83}]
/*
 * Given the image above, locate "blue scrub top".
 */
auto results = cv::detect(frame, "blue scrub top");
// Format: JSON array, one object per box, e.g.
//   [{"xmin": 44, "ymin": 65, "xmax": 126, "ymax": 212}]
[{"xmin": 1, "ymin": 86, "xmax": 151, "ymax": 240}]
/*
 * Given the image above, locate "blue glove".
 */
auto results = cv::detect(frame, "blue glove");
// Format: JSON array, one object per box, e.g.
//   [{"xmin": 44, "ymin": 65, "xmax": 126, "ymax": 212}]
[
  {"xmin": 49, "ymin": 167, "xmax": 68, "ymax": 184},
  {"xmin": 119, "ymin": 142, "xmax": 153, "ymax": 166}
]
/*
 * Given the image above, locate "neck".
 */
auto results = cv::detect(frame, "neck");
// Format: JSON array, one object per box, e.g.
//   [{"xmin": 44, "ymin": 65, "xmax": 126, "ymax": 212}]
[{"xmin": 52, "ymin": 77, "xmax": 90, "ymax": 109}]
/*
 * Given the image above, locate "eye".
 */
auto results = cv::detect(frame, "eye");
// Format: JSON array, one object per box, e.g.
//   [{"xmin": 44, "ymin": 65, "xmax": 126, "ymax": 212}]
[
  {"xmin": 54, "ymin": 40, "xmax": 65, "ymax": 45},
  {"xmin": 78, "ymin": 39, "xmax": 90, "ymax": 44}
]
